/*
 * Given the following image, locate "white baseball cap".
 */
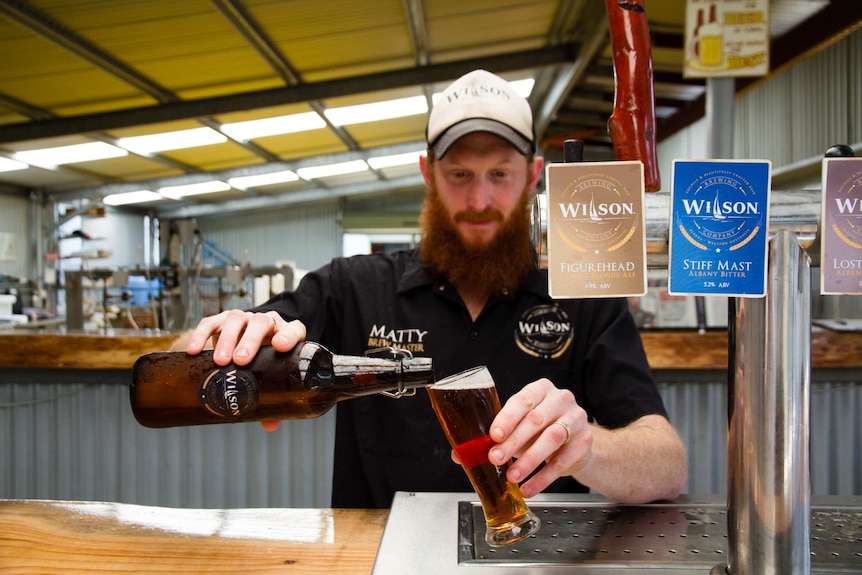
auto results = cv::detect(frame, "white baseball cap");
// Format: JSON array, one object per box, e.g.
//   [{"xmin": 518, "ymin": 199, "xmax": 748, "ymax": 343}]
[{"xmin": 426, "ymin": 69, "xmax": 534, "ymax": 159}]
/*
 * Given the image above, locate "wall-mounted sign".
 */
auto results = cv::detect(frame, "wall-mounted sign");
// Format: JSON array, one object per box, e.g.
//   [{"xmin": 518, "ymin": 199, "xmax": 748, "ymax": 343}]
[
  {"xmin": 0, "ymin": 232, "xmax": 16, "ymax": 262},
  {"xmin": 546, "ymin": 161, "xmax": 646, "ymax": 298},
  {"xmin": 821, "ymin": 157, "xmax": 862, "ymax": 295},
  {"xmin": 668, "ymin": 160, "xmax": 771, "ymax": 297},
  {"xmin": 684, "ymin": 0, "xmax": 770, "ymax": 79}
]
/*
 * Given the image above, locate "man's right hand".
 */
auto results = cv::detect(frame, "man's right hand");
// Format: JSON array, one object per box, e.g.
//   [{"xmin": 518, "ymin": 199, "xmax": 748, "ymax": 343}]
[
  {"xmin": 184, "ymin": 309, "xmax": 307, "ymax": 367},
  {"xmin": 177, "ymin": 309, "xmax": 308, "ymax": 434}
]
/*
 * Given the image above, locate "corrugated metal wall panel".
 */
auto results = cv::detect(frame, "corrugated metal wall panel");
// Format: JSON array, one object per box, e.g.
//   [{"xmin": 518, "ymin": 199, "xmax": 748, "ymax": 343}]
[
  {"xmin": 2, "ymin": 377, "xmax": 859, "ymax": 506},
  {"xmin": 196, "ymin": 200, "xmax": 341, "ymax": 272},
  {"xmin": 656, "ymin": 116, "xmax": 708, "ymax": 188},
  {"xmin": 734, "ymin": 27, "xmax": 859, "ymax": 167},
  {"xmin": 810, "ymin": 381, "xmax": 862, "ymax": 495},
  {"xmin": 659, "ymin": 380, "xmax": 729, "ymax": 495},
  {"xmin": 1, "ymin": 380, "xmax": 336, "ymax": 508}
]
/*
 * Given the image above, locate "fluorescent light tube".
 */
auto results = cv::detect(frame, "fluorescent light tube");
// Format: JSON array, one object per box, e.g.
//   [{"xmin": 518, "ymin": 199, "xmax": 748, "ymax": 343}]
[
  {"xmin": 14, "ymin": 142, "xmax": 127, "ymax": 168},
  {"xmin": 297, "ymin": 160, "xmax": 369, "ymax": 180},
  {"xmin": 103, "ymin": 190, "xmax": 165, "ymax": 206},
  {"xmin": 324, "ymin": 96, "xmax": 427, "ymax": 126},
  {"xmin": 509, "ymin": 78, "xmax": 535, "ymax": 98},
  {"xmin": 0, "ymin": 157, "xmax": 28, "ymax": 172},
  {"xmin": 117, "ymin": 128, "xmax": 226, "ymax": 154},
  {"xmin": 228, "ymin": 170, "xmax": 299, "ymax": 189},
  {"xmin": 367, "ymin": 151, "xmax": 423, "ymax": 170},
  {"xmin": 221, "ymin": 112, "xmax": 326, "ymax": 141},
  {"xmin": 159, "ymin": 180, "xmax": 231, "ymax": 199}
]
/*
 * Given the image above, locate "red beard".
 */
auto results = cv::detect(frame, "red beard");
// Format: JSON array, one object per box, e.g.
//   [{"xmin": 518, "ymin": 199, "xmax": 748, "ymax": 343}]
[{"xmin": 419, "ymin": 177, "xmax": 535, "ymax": 299}]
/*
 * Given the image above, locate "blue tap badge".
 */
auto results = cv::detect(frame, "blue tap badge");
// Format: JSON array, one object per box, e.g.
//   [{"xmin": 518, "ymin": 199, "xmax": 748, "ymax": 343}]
[{"xmin": 668, "ymin": 160, "xmax": 771, "ymax": 296}]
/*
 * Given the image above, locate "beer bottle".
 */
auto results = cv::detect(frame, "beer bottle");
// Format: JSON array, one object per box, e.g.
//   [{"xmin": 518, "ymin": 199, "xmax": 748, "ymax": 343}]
[{"xmin": 130, "ymin": 341, "xmax": 434, "ymax": 428}]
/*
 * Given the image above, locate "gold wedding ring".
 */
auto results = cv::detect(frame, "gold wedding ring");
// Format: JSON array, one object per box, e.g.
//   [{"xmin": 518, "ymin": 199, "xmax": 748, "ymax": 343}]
[{"xmin": 553, "ymin": 420, "xmax": 572, "ymax": 444}]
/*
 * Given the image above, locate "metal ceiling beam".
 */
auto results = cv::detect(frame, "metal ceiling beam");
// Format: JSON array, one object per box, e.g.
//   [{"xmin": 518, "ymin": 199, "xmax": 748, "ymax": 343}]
[
  {"xmin": 533, "ymin": 1, "xmax": 608, "ymax": 140},
  {"xmin": 0, "ymin": 0, "xmax": 176, "ymax": 103},
  {"xmin": 403, "ymin": 0, "xmax": 434, "ymax": 108},
  {"xmin": 0, "ymin": 43, "xmax": 579, "ymax": 144},
  {"xmin": 0, "ymin": 0, "xmax": 281, "ymax": 164},
  {"xmin": 52, "ymin": 141, "xmax": 427, "ymax": 201},
  {"xmin": 211, "ymin": 0, "xmax": 361, "ymax": 152},
  {"xmin": 154, "ymin": 174, "xmax": 427, "ymax": 220},
  {"xmin": 404, "ymin": 0, "xmax": 430, "ymax": 67},
  {"xmin": 0, "ymin": 92, "xmax": 54, "ymax": 121},
  {"xmin": 529, "ymin": 0, "xmax": 588, "ymax": 116}
]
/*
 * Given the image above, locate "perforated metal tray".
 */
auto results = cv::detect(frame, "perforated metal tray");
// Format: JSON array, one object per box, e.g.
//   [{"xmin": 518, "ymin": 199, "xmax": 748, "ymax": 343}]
[
  {"xmin": 371, "ymin": 492, "xmax": 862, "ymax": 575},
  {"xmin": 460, "ymin": 501, "xmax": 862, "ymax": 571}
]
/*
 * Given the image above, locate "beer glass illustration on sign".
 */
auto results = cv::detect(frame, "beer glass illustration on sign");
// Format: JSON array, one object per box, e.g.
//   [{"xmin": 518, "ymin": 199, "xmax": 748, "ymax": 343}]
[{"xmin": 427, "ymin": 366, "xmax": 541, "ymax": 545}]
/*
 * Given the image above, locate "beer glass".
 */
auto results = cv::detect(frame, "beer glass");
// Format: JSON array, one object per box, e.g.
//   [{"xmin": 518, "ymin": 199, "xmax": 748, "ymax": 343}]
[{"xmin": 428, "ymin": 366, "xmax": 541, "ymax": 546}]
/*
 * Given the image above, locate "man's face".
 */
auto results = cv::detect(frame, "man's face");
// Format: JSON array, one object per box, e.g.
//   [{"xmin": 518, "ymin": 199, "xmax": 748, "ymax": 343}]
[
  {"xmin": 418, "ymin": 132, "xmax": 544, "ymax": 296},
  {"xmin": 421, "ymin": 133, "xmax": 543, "ymax": 248}
]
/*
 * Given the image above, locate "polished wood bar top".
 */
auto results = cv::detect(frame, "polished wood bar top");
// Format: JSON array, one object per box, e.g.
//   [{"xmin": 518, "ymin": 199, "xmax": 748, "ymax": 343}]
[
  {"xmin": 640, "ymin": 328, "xmax": 862, "ymax": 370},
  {"xmin": 1, "ymin": 328, "xmax": 860, "ymax": 370},
  {"xmin": 0, "ymin": 331, "xmax": 177, "ymax": 369},
  {"xmin": 0, "ymin": 499, "xmax": 388, "ymax": 574}
]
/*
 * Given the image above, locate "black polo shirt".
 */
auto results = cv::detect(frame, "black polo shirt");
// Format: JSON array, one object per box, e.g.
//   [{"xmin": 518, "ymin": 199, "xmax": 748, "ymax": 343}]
[{"xmin": 254, "ymin": 248, "xmax": 666, "ymax": 508}]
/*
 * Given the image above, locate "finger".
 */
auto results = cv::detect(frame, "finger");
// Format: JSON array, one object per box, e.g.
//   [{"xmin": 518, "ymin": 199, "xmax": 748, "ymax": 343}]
[
  {"xmin": 210, "ymin": 309, "xmax": 254, "ymax": 365},
  {"xmin": 490, "ymin": 380, "xmax": 571, "ymax": 464},
  {"xmin": 233, "ymin": 312, "xmax": 282, "ymax": 364},
  {"xmin": 260, "ymin": 420, "xmax": 282, "ymax": 432},
  {"xmin": 505, "ymin": 417, "xmax": 582, "ymax": 487},
  {"xmin": 271, "ymin": 318, "xmax": 307, "ymax": 352},
  {"xmin": 185, "ymin": 310, "xmax": 230, "ymax": 354},
  {"xmin": 450, "ymin": 449, "xmax": 462, "ymax": 466},
  {"xmin": 518, "ymin": 426, "xmax": 593, "ymax": 498},
  {"xmin": 489, "ymin": 379, "xmax": 555, "ymax": 444}
]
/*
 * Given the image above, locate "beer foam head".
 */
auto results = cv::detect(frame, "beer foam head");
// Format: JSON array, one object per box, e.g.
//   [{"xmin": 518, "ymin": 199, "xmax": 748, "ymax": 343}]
[{"xmin": 430, "ymin": 366, "xmax": 494, "ymax": 389}]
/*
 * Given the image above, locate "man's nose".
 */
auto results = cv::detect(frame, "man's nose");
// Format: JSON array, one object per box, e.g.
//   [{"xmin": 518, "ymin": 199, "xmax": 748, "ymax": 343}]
[{"xmin": 465, "ymin": 178, "xmax": 492, "ymax": 210}]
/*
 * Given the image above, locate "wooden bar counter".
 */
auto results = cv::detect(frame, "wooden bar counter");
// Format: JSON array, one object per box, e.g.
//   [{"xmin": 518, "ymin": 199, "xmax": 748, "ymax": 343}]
[
  {"xmin": 1, "ymin": 328, "xmax": 860, "ymax": 370},
  {"xmin": 0, "ymin": 499, "xmax": 388, "ymax": 574}
]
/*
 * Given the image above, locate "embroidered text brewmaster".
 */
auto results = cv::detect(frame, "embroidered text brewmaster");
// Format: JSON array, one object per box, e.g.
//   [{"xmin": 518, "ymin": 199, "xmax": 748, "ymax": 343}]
[{"xmin": 366, "ymin": 324, "xmax": 428, "ymax": 354}]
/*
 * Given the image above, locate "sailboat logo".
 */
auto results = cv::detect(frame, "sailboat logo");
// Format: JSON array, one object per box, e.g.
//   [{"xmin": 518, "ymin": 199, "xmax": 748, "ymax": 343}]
[
  {"xmin": 674, "ymin": 168, "xmax": 767, "ymax": 253},
  {"xmin": 553, "ymin": 176, "xmax": 640, "ymax": 253},
  {"xmin": 711, "ymin": 192, "xmax": 726, "ymax": 220},
  {"xmin": 589, "ymin": 193, "xmax": 602, "ymax": 221}
]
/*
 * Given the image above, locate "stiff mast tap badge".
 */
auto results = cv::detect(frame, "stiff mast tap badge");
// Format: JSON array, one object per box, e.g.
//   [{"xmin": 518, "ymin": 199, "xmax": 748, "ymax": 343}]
[
  {"xmin": 546, "ymin": 161, "xmax": 646, "ymax": 298},
  {"xmin": 821, "ymin": 157, "xmax": 862, "ymax": 295},
  {"xmin": 669, "ymin": 159, "xmax": 771, "ymax": 297}
]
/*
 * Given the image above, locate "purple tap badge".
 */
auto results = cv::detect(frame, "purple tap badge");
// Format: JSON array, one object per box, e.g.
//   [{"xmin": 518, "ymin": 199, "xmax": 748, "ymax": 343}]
[
  {"xmin": 821, "ymin": 157, "xmax": 862, "ymax": 295},
  {"xmin": 546, "ymin": 161, "xmax": 646, "ymax": 298},
  {"xmin": 669, "ymin": 160, "xmax": 771, "ymax": 297}
]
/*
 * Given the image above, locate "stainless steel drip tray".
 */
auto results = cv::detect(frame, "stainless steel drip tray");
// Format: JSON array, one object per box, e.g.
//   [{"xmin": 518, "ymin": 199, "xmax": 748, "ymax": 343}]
[{"xmin": 371, "ymin": 492, "xmax": 862, "ymax": 575}]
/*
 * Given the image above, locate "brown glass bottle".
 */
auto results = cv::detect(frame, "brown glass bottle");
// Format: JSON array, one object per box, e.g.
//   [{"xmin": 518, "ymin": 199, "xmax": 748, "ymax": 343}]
[{"xmin": 130, "ymin": 341, "xmax": 434, "ymax": 428}]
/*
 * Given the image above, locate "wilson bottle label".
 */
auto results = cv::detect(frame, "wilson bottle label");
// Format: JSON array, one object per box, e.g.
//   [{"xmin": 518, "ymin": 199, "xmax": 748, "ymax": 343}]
[{"xmin": 199, "ymin": 367, "xmax": 259, "ymax": 419}]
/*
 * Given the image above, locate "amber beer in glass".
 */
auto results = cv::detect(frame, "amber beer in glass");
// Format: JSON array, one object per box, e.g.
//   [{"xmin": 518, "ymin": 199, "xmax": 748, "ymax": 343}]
[{"xmin": 428, "ymin": 366, "xmax": 540, "ymax": 545}]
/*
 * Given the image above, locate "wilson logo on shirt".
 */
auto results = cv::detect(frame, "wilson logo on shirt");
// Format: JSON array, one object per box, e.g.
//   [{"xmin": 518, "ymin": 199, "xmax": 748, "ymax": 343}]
[{"xmin": 515, "ymin": 305, "xmax": 573, "ymax": 359}]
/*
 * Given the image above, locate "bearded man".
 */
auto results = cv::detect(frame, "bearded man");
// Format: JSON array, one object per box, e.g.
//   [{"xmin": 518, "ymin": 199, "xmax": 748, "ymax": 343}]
[{"xmin": 178, "ymin": 70, "xmax": 687, "ymax": 509}]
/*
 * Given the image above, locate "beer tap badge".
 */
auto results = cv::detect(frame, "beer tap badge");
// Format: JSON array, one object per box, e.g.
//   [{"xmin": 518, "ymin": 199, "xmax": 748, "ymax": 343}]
[
  {"xmin": 821, "ymin": 157, "xmax": 862, "ymax": 295},
  {"xmin": 668, "ymin": 159, "xmax": 771, "ymax": 297},
  {"xmin": 546, "ymin": 161, "xmax": 646, "ymax": 298}
]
